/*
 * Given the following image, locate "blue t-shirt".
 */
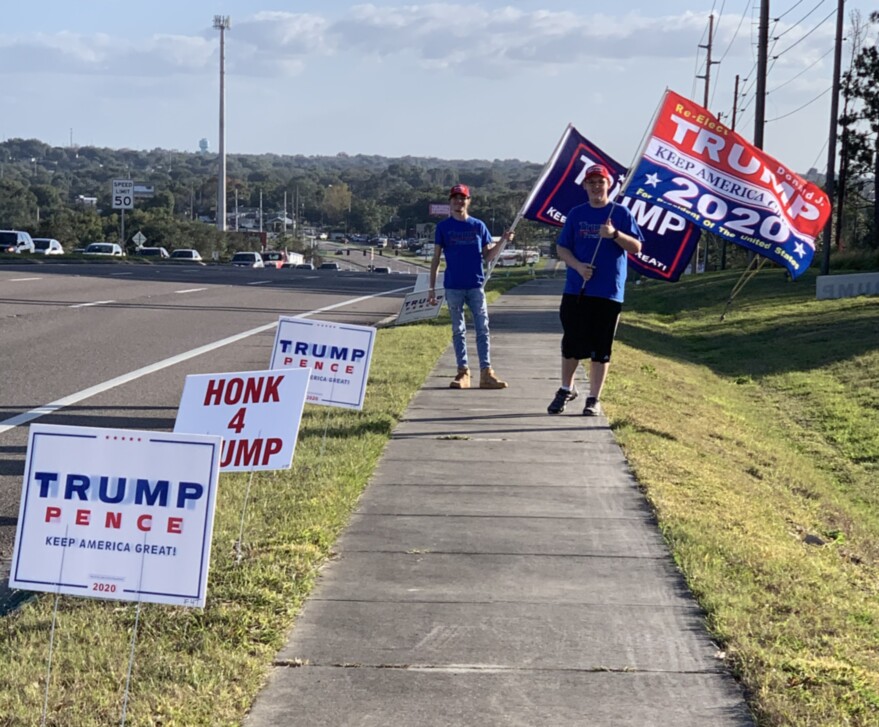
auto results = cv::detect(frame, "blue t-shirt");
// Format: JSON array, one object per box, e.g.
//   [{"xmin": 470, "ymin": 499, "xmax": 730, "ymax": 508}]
[
  {"xmin": 435, "ymin": 216, "xmax": 492, "ymax": 289},
  {"xmin": 556, "ymin": 202, "xmax": 643, "ymax": 302}
]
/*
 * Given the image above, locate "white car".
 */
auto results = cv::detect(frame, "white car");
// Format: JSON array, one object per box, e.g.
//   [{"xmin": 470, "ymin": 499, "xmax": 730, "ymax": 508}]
[
  {"xmin": 170, "ymin": 249, "xmax": 203, "ymax": 261},
  {"xmin": 230, "ymin": 251, "xmax": 264, "ymax": 268},
  {"xmin": 83, "ymin": 242, "xmax": 125, "ymax": 256},
  {"xmin": 0, "ymin": 230, "xmax": 35, "ymax": 254},
  {"xmin": 32, "ymin": 238, "xmax": 64, "ymax": 255}
]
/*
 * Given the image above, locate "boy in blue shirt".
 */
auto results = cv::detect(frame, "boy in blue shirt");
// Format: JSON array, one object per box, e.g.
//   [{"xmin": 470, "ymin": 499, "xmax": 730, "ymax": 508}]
[
  {"xmin": 428, "ymin": 184, "xmax": 511, "ymax": 389},
  {"xmin": 547, "ymin": 165, "xmax": 644, "ymax": 416}
]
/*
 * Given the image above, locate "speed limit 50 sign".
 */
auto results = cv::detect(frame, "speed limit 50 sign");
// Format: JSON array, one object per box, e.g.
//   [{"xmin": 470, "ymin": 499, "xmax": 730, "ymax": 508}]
[{"xmin": 112, "ymin": 179, "xmax": 134, "ymax": 210}]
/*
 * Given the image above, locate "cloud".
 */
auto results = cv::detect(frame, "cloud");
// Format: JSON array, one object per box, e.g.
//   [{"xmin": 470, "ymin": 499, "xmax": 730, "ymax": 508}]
[{"xmin": 0, "ymin": 4, "xmax": 838, "ymax": 81}]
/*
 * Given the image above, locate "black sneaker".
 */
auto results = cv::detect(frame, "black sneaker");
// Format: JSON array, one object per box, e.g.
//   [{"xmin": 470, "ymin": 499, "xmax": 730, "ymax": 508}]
[
  {"xmin": 582, "ymin": 397, "xmax": 602, "ymax": 416},
  {"xmin": 547, "ymin": 387, "xmax": 578, "ymax": 415}
]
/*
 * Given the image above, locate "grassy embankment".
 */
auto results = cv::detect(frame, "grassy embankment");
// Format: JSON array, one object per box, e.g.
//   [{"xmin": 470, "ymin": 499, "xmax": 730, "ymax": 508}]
[
  {"xmin": 609, "ymin": 268, "xmax": 878, "ymax": 726},
  {"xmin": 1, "ymin": 265, "xmax": 877, "ymax": 726}
]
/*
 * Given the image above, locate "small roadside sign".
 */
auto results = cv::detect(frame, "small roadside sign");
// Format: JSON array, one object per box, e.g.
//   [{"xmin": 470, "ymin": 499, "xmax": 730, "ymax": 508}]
[
  {"xmin": 8, "ymin": 423, "xmax": 223, "ymax": 608},
  {"xmin": 132, "ymin": 231, "xmax": 147, "ymax": 246},
  {"xmin": 112, "ymin": 179, "xmax": 134, "ymax": 210},
  {"xmin": 174, "ymin": 368, "xmax": 310, "ymax": 472},
  {"xmin": 270, "ymin": 317, "xmax": 376, "ymax": 410},
  {"xmin": 396, "ymin": 288, "xmax": 445, "ymax": 325}
]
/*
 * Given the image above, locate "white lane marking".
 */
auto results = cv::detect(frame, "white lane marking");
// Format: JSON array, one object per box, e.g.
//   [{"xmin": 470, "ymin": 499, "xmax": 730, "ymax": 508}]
[
  {"xmin": 247, "ymin": 280, "xmax": 271, "ymax": 285},
  {"xmin": 8, "ymin": 277, "xmax": 42, "ymax": 282},
  {"xmin": 175, "ymin": 288, "xmax": 208, "ymax": 294},
  {"xmin": 69, "ymin": 300, "xmax": 115, "ymax": 308},
  {"xmin": 111, "ymin": 272, "xmax": 133, "ymax": 276},
  {"xmin": 0, "ymin": 285, "xmax": 412, "ymax": 434}
]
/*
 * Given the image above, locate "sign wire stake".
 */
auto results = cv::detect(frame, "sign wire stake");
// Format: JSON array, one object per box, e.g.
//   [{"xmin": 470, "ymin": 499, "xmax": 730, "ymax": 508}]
[
  {"xmin": 236, "ymin": 430, "xmax": 262, "ymax": 565},
  {"xmin": 41, "ymin": 525, "xmax": 70, "ymax": 727},
  {"xmin": 119, "ymin": 537, "xmax": 149, "ymax": 726}
]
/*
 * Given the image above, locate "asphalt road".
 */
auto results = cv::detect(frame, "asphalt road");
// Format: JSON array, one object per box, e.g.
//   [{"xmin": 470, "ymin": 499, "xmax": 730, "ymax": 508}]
[{"xmin": 0, "ymin": 260, "xmax": 417, "ymax": 598}]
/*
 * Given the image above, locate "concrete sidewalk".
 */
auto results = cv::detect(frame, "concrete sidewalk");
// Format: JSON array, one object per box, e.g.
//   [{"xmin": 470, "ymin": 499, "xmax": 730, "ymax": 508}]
[{"xmin": 244, "ymin": 278, "xmax": 755, "ymax": 726}]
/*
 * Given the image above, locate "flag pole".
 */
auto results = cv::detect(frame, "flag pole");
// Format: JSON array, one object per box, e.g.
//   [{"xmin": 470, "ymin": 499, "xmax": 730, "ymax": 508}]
[
  {"xmin": 719, "ymin": 256, "xmax": 768, "ymax": 321},
  {"xmin": 487, "ymin": 123, "xmax": 574, "ymax": 279},
  {"xmin": 618, "ymin": 88, "xmax": 667, "ymax": 199}
]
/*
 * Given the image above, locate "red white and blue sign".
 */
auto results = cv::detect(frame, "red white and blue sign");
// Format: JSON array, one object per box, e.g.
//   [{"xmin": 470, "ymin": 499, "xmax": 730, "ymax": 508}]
[
  {"xmin": 9, "ymin": 424, "xmax": 222, "ymax": 608},
  {"xmin": 522, "ymin": 124, "xmax": 698, "ymax": 281},
  {"xmin": 269, "ymin": 317, "xmax": 376, "ymax": 410},
  {"xmin": 625, "ymin": 90, "xmax": 831, "ymax": 279}
]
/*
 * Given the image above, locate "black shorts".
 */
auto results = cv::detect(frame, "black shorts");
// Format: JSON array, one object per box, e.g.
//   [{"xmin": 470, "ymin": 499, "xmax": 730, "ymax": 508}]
[{"xmin": 559, "ymin": 294, "xmax": 622, "ymax": 363}]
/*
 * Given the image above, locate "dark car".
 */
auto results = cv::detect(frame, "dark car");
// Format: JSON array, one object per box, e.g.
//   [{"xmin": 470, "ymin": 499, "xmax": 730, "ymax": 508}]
[{"xmin": 134, "ymin": 246, "xmax": 170, "ymax": 259}]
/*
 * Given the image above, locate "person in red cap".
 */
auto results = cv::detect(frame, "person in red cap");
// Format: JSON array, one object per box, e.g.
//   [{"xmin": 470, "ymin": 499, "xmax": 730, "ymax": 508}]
[
  {"xmin": 546, "ymin": 163, "xmax": 643, "ymax": 416},
  {"xmin": 428, "ymin": 184, "xmax": 512, "ymax": 389}
]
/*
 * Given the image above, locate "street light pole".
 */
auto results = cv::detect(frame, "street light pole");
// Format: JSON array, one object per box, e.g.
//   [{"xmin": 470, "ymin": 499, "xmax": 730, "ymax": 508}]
[{"xmin": 213, "ymin": 15, "xmax": 230, "ymax": 234}]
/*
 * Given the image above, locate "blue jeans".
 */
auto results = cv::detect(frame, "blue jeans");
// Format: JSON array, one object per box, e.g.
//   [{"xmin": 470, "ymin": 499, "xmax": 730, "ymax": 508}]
[{"xmin": 445, "ymin": 287, "xmax": 491, "ymax": 370}]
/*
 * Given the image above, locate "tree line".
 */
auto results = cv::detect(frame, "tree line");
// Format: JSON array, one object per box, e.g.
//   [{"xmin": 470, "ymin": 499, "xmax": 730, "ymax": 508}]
[{"xmin": 1, "ymin": 14, "xmax": 876, "ymax": 264}]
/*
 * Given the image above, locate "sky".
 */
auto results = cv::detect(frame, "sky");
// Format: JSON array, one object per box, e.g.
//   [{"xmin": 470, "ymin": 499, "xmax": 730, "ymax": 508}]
[{"xmin": 2, "ymin": 1, "xmax": 876, "ymax": 173}]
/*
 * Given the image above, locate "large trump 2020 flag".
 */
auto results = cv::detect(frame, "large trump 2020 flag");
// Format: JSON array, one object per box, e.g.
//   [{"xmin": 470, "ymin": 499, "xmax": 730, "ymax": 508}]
[
  {"xmin": 624, "ymin": 90, "xmax": 831, "ymax": 279},
  {"xmin": 521, "ymin": 124, "xmax": 699, "ymax": 282}
]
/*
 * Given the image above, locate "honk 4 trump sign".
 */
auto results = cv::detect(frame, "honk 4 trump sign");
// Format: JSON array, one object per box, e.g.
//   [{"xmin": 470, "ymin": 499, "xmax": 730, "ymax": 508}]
[
  {"xmin": 269, "ymin": 317, "xmax": 376, "ymax": 410},
  {"xmin": 174, "ymin": 368, "xmax": 310, "ymax": 472},
  {"xmin": 9, "ymin": 423, "xmax": 222, "ymax": 607}
]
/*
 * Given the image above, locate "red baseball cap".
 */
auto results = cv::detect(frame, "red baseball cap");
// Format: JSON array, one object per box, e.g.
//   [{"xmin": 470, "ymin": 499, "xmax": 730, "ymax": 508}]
[
  {"xmin": 584, "ymin": 164, "xmax": 612, "ymax": 182},
  {"xmin": 449, "ymin": 184, "xmax": 471, "ymax": 198}
]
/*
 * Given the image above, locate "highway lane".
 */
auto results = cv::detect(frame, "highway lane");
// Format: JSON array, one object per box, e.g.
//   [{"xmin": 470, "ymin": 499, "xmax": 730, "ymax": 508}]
[{"xmin": 0, "ymin": 262, "xmax": 417, "ymax": 595}]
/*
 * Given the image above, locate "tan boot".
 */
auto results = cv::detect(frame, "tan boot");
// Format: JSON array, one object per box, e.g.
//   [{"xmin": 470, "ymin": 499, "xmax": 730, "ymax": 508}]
[
  {"xmin": 450, "ymin": 366, "xmax": 470, "ymax": 389},
  {"xmin": 480, "ymin": 367, "xmax": 508, "ymax": 389}
]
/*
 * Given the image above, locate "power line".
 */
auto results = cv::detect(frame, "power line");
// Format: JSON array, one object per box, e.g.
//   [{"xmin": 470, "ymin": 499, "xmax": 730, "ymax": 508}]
[
  {"xmin": 711, "ymin": 0, "xmax": 753, "ymax": 109},
  {"xmin": 810, "ymin": 138, "xmax": 829, "ymax": 171},
  {"xmin": 773, "ymin": 0, "xmax": 826, "ymax": 40},
  {"xmin": 765, "ymin": 86, "xmax": 831, "ymax": 121},
  {"xmin": 767, "ymin": 46, "xmax": 834, "ymax": 94},
  {"xmin": 774, "ymin": 6, "xmax": 836, "ymax": 58},
  {"xmin": 775, "ymin": 0, "xmax": 807, "ymax": 22}
]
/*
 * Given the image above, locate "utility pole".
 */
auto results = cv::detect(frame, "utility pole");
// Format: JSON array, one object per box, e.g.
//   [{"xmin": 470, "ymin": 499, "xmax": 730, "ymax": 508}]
[
  {"xmin": 821, "ymin": 0, "xmax": 845, "ymax": 276},
  {"xmin": 732, "ymin": 74, "xmax": 741, "ymax": 132},
  {"xmin": 697, "ymin": 14, "xmax": 718, "ymax": 108},
  {"xmin": 754, "ymin": 1, "xmax": 769, "ymax": 150},
  {"xmin": 213, "ymin": 15, "xmax": 230, "ymax": 234},
  {"xmin": 721, "ymin": 73, "xmax": 743, "ymax": 271},
  {"xmin": 692, "ymin": 13, "xmax": 720, "ymax": 274}
]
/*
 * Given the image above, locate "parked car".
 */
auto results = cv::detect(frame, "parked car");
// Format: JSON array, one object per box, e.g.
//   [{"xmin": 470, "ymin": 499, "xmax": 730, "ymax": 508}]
[
  {"xmin": 230, "ymin": 251, "xmax": 264, "ymax": 268},
  {"xmin": 170, "ymin": 249, "xmax": 203, "ymax": 262},
  {"xmin": 294, "ymin": 262, "xmax": 315, "ymax": 270},
  {"xmin": 0, "ymin": 230, "xmax": 35, "ymax": 254},
  {"xmin": 319, "ymin": 261, "xmax": 341, "ymax": 270},
  {"xmin": 83, "ymin": 242, "xmax": 125, "ymax": 256},
  {"xmin": 134, "ymin": 246, "xmax": 169, "ymax": 259},
  {"xmin": 32, "ymin": 238, "xmax": 64, "ymax": 255},
  {"xmin": 262, "ymin": 250, "xmax": 291, "ymax": 269},
  {"xmin": 372, "ymin": 266, "xmax": 391, "ymax": 274}
]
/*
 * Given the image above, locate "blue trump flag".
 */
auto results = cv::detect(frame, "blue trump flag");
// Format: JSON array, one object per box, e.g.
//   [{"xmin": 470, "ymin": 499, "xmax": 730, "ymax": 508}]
[{"xmin": 522, "ymin": 124, "xmax": 699, "ymax": 282}]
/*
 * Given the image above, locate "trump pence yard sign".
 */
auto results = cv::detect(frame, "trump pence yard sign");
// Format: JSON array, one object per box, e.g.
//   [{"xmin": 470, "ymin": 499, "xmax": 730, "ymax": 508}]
[
  {"xmin": 269, "ymin": 317, "xmax": 376, "ymax": 410},
  {"xmin": 174, "ymin": 368, "xmax": 310, "ymax": 472},
  {"xmin": 9, "ymin": 424, "xmax": 222, "ymax": 608}
]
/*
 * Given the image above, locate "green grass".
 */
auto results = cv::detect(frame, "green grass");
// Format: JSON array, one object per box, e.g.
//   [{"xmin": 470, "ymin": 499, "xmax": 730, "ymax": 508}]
[
  {"xmin": 2, "ymin": 266, "xmax": 877, "ymax": 725},
  {"xmin": 609, "ymin": 268, "xmax": 879, "ymax": 726},
  {"xmin": 0, "ymin": 323, "xmax": 452, "ymax": 727}
]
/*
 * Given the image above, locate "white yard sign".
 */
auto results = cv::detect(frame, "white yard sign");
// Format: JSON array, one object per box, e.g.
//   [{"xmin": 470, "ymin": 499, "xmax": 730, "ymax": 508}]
[
  {"xmin": 9, "ymin": 424, "xmax": 222, "ymax": 608},
  {"xmin": 396, "ymin": 288, "xmax": 445, "ymax": 325},
  {"xmin": 174, "ymin": 368, "xmax": 310, "ymax": 472},
  {"xmin": 269, "ymin": 317, "xmax": 376, "ymax": 410}
]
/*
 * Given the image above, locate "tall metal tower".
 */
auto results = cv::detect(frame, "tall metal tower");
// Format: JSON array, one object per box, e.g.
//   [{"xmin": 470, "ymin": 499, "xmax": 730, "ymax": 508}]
[{"xmin": 213, "ymin": 15, "xmax": 230, "ymax": 232}]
